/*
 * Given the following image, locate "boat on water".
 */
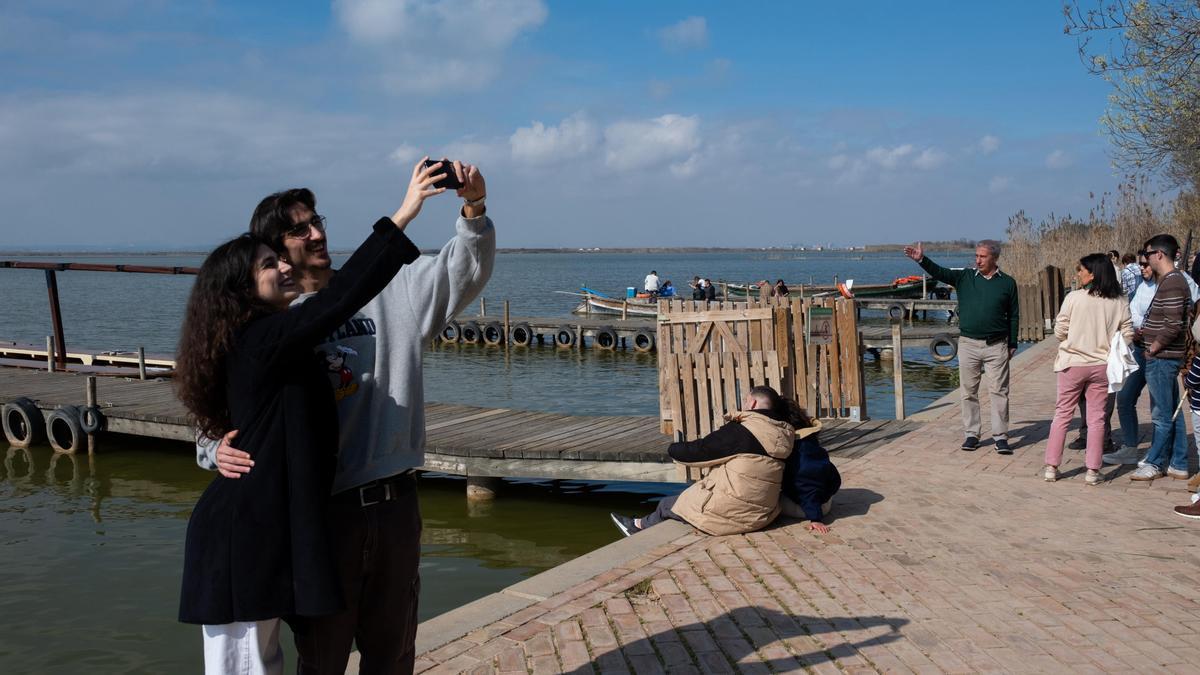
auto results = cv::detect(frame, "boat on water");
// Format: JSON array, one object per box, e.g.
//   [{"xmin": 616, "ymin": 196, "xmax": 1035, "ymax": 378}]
[
  {"xmin": 720, "ymin": 276, "xmax": 935, "ymax": 299},
  {"xmin": 566, "ymin": 286, "xmax": 733, "ymax": 316}
]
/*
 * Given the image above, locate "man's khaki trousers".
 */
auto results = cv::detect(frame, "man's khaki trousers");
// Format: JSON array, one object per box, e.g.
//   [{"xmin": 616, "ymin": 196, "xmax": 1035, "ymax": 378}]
[{"xmin": 957, "ymin": 336, "xmax": 1010, "ymax": 440}]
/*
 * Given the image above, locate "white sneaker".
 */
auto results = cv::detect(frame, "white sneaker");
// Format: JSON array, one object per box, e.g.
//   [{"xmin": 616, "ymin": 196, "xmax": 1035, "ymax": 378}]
[
  {"xmin": 1167, "ymin": 467, "xmax": 1191, "ymax": 480},
  {"xmin": 1085, "ymin": 469, "xmax": 1101, "ymax": 486},
  {"xmin": 1130, "ymin": 464, "xmax": 1164, "ymax": 481},
  {"xmin": 1102, "ymin": 446, "xmax": 1140, "ymax": 465},
  {"xmin": 1043, "ymin": 465, "xmax": 1058, "ymax": 482}
]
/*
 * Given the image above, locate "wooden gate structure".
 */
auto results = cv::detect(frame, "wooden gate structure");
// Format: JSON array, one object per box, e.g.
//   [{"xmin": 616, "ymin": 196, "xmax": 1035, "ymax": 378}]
[
  {"xmin": 1017, "ymin": 265, "xmax": 1065, "ymax": 342},
  {"xmin": 657, "ymin": 296, "xmax": 866, "ymax": 441}
]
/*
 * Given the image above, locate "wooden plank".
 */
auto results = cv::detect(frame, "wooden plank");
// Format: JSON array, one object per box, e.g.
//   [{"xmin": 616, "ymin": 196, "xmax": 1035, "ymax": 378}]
[
  {"xmin": 688, "ymin": 322, "xmax": 714, "ymax": 354},
  {"xmin": 720, "ymin": 351, "xmax": 738, "ymax": 417},
  {"xmin": 680, "ymin": 354, "xmax": 698, "ymax": 441},
  {"xmin": 695, "ymin": 353, "xmax": 713, "ymax": 438},
  {"xmin": 707, "ymin": 352, "xmax": 726, "ymax": 431},
  {"xmin": 658, "ymin": 308, "xmax": 774, "ymax": 324},
  {"xmin": 827, "ymin": 302, "xmax": 844, "ymax": 416},
  {"xmin": 666, "ymin": 354, "xmax": 684, "ymax": 442}
]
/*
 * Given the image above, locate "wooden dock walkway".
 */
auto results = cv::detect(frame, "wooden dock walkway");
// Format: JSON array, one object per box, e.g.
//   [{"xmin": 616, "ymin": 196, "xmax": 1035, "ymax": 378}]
[{"xmin": 0, "ymin": 368, "xmax": 916, "ymax": 483}]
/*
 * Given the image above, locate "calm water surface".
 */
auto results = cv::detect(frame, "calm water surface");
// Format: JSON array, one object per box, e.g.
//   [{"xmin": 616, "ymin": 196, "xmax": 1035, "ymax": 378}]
[{"xmin": 0, "ymin": 251, "xmax": 974, "ymax": 671}]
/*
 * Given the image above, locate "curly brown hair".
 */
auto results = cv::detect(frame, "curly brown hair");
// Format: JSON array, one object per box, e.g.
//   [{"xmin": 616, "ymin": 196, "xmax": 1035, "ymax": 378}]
[{"xmin": 175, "ymin": 234, "xmax": 276, "ymax": 440}]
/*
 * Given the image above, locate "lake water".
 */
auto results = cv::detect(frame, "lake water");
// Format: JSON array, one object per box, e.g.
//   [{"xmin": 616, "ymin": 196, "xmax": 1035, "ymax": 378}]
[{"xmin": 0, "ymin": 249, "xmax": 974, "ymax": 672}]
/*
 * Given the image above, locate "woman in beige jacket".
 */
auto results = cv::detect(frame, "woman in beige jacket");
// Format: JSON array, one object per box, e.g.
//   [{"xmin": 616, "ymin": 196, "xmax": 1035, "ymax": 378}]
[
  {"xmin": 1044, "ymin": 253, "xmax": 1134, "ymax": 485},
  {"xmin": 610, "ymin": 386, "xmax": 798, "ymax": 537}
]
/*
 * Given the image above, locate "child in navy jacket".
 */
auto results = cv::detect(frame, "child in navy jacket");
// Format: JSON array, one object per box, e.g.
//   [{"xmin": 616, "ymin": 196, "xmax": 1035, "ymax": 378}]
[{"xmin": 779, "ymin": 416, "xmax": 841, "ymax": 533}]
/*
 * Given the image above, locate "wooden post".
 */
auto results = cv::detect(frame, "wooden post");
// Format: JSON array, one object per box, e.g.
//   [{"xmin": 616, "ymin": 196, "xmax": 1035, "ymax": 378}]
[
  {"xmin": 85, "ymin": 376, "xmax": 97, "ymax": 454},
  {"xmin": 137, "ymin": 347, "xmax": 147, "ymax": 380},
  {"xmin": 622, "ymin": 299, "xmax": 628, "ymax": 320},
  {"xmin": 46, "ymin": 336, "xmax": 55, "ymax": 372},
  {"xmin": 45, "ymin": 269, "xmax": 67, "ymax": 370},
  {"xmin": 503, "ymin": 300, "xmax": 510, "ymax": 348},
  {"xmin": 577, "ymin": 324, "xmax": 584, "ymax": 351},
  {"xmin": 891, "ymin": 320, "xmax": 905, "ymax": 420},
  {"xmin": 480, "ymin": 297, "xmax": 486, "ymax": 317}
]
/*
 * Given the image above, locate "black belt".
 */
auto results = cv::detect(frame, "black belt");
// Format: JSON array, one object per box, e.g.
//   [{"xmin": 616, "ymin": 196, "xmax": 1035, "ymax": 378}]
[{"xmin": 334, "ymin": 470, "xmax": 417, "ymax": 507}]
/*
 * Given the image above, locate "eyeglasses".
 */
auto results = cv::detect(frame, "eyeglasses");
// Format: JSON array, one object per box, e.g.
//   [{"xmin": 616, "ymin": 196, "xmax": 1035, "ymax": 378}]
[
  {"xmin": 1138, "ymin": 261, "xmax": 1150, "ymax": 267},
  {"xmin": 285, "ymin": 214, "xmax": 326, "ymax": 239}
]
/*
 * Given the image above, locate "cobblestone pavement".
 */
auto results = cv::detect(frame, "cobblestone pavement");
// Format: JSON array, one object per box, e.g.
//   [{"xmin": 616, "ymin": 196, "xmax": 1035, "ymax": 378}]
[{"xmin": 416, "ymin": 340, "xmax": 1200, "ymax": 674}]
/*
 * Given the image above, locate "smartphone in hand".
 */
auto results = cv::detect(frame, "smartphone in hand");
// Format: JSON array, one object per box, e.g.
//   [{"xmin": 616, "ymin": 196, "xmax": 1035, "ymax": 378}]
[{"xmin": 423, "ymin": 158, "xmax": 464, "ymax": 190}]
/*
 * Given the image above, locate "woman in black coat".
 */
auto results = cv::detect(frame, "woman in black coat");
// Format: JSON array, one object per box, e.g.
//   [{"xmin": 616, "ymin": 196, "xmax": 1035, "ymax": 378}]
[{"xmin": 174, "ymin": 160, "xmax": 450, "ymax": 672}]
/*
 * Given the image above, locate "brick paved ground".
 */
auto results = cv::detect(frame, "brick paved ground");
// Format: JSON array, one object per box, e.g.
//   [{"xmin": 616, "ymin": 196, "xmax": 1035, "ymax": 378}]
[{"xmin": 416, "ymin": 340, "xmax": 1200, "ymax": 674}]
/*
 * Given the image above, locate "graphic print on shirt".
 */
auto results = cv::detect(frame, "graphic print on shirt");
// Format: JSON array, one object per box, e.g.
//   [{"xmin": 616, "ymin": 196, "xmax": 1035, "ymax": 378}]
[{"xmin": 320, "ymin": 345, "xmax": 360, "ymax": 401}]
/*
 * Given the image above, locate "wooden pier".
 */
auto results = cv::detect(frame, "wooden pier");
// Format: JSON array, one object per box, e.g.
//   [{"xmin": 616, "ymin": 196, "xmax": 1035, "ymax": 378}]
[{"xmin": 0, "ymin": 368, "xmax": 915, "ymax": 483}]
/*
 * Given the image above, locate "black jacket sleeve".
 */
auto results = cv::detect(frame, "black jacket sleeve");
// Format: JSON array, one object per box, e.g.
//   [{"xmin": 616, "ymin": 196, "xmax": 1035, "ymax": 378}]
[
  {"xmin": 243, "ymin": 218, "xmax": 421, "ymax": 369},
  {"xmin": 668, "ymin": 421, "xmax": 765, "ymax": 465}
]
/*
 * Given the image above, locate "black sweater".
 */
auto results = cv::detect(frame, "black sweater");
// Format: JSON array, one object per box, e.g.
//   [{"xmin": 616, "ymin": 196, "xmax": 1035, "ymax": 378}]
[{"xmin": 179, "ymin": 219, "xmax": 420, "ymax": 625}]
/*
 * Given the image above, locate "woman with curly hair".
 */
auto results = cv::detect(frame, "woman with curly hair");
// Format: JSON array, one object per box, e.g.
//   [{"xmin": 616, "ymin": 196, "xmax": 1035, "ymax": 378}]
[
  {"xmin": 1043, "ymin": 252, "xmax": 1134, "ymax": 486},
  {"xmin": 176, "ymin": 160, "xmax": 449, "ymax": 674}
]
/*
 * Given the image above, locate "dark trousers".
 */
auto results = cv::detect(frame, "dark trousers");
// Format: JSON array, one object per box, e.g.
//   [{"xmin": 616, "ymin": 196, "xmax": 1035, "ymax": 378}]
[
  {"xmin": 293, "ymin": 474, "xmax": 422, "ymax": 675},
  {"xmin": 641, "ymin": 494, "xmax": 683, "ymax": 528}
]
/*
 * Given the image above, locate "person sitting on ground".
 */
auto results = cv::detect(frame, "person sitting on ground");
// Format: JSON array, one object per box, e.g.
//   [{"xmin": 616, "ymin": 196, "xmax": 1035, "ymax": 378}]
[
  {"xmin": 659, "ymin": 279, "xmax": 676, "ymax": 298},
  {"xmin": 778, "ymin": 410, "xmax": 840, "ymax": 534},
  {"xmin": 609, "ymin": 386, "xmax": 797, "ymax": 537},
  {"xmin": 772, "ymin": 279, "xmax": 790, "ymax": 297},
  {"xmin": 1043, "ymin": 253, "xmax": 1133, "ymax": 486}
]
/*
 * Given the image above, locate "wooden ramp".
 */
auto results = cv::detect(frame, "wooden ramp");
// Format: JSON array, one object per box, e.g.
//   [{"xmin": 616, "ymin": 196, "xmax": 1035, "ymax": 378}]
[{"xmin": 0, "ymin": 368, "xmax": 912, "ymax": 483}]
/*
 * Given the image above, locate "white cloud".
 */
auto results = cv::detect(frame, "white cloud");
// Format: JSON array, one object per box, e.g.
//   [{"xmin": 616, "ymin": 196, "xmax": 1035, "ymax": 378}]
[
  {"xmin": 332, "ymin": 0, "xmax": 548, "ymax": 93},
  {"xmin": 979, "ymin": 134, "xmax": 1000, "ymax": 154},
  {"xmin": 912, "ymin": 147, "xmax": 948, "ymax": 170},
  {"xmin": 510, "ymin": 113, "xmax": 598, "ymax": 165},
  {"xmin": 657, "ymin": 16, "xmax": 708, "ymax": 51},
  {"xmin": 865, "ymin": 144, "xmax": 914, "ymax": 169},
  {"xmin": 988, "ymin": 176, "xmax": 1011, "ymax": 193},
  {"xmin": 603, "ymin": 114, "xmax": 701, "ymax": 171},
  {"xmin": 389, "ymin": 143, "xmax": 421, "ymax": 165},
  {"xmin": 438, "ymin": 137, "xmax": 507, "ymax": 166},
  {"xmin": 669, "ymin": 154, "xmax": 700, "ymax": 177},
  {"xmin": 1045, "ymin": 149, "xmax": 1071, "ymax": 169}
]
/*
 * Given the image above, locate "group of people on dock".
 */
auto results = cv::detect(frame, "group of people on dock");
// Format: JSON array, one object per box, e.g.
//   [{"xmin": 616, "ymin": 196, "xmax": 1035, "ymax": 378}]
[
  {"xmin": 175, "ymin": 158, "xmax": 495, "ymax": 674},
  {"xmin": 903, "ymin": 236, "xmax": 1200, "ymax": 518}
]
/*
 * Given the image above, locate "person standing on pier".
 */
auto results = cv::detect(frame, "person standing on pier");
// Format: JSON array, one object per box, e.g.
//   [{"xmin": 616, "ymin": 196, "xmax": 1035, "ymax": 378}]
[
  {"xmin": 1130, "ymin": 234, "xmax": 1192, "ymax": 482},
  {"xmin": 177, "ymin": 159, "xmax": 438, "ymax": 673},
  {"xmin": 199, "ymin": 160, "xmax": 495, "ymax": 674},
  {"xmin": 903, "ymin": 240, "xmax": 1019, "ymax": 453}
]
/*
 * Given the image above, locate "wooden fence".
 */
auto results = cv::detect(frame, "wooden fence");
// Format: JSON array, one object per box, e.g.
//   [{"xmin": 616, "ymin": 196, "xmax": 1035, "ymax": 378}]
[
  {"xmin": 1017, "ymin": 265, "xmax": 1066, "ymax": 342},
  {"xmin": 657, "ymin": 296, "xmax": 865, "ymax": 441}
]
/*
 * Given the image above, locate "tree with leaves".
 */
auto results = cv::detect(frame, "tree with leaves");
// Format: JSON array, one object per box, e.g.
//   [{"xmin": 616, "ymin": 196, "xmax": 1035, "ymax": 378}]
[{"xmin": 1065, "ymin": 1, "xmax": 1200, "ymax": 186}]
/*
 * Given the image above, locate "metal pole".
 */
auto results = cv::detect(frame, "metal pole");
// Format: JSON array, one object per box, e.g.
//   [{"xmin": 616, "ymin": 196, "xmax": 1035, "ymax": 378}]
[
  {"xmin": 891, "ymin": 320, "xmax": 905, "ymax": 420},
  {"xmin": 46, "ymin": 336, "xmax": 55, "ymax": 372},
  {"xmin": 45, "ymin": 270, "xmax": 67, "ymax": 369},
  {"xmin": 480, "ymin": 297, "xmax": 486, "ymax": 317},
  {"xmin": 138, "ymin": 347, "xmax": 147, "ymax": 380}
]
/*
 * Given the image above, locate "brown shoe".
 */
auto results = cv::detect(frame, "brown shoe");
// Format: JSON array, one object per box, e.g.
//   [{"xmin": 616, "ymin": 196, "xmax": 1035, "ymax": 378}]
[{"xmin": 1174, "ymin": 502, "xmax": 1200, "ymax": 520}]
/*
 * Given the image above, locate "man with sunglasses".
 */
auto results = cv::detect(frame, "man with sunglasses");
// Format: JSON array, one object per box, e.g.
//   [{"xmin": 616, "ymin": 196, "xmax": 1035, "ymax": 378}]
[
  {"xmin": 198, "ymin": 158, "xmax": 495, "ymax": 673},
  {"xmin": 1130, "ymin": 234, "xmax": 1192, "ymax": 481}
]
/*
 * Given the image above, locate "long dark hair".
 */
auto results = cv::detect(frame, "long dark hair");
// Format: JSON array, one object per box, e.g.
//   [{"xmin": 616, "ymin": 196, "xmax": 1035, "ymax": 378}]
[
  {"xmin": 175, "ymin": 234, "xmax": 276, "ymax": 439},
  {"xmin": 1079, "ymin": 252, "xmax": 1121, "ymax": 299}
]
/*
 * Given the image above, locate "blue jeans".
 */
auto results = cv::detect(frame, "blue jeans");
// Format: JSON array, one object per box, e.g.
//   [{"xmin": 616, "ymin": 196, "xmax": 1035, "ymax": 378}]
[
  {"xmin": 1143, "ymin": 356, "xmax": 1188, "ymax": 472},
  {"xmin": 1116, "ymin": 344, "xmax": 1149, "ymax": 448}
]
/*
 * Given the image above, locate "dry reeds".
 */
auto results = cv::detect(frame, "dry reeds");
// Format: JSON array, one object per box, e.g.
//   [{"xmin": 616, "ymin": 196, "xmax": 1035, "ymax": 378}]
[{"xmin": 1003, "ymin": 177, "xmax": 1193, "ymax": 285}]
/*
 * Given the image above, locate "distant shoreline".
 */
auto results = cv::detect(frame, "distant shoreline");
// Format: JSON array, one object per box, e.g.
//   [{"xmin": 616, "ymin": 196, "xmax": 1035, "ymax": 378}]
[{"xmin": 0, "ymin": 244, "xmax": 976, "ymax": 257}]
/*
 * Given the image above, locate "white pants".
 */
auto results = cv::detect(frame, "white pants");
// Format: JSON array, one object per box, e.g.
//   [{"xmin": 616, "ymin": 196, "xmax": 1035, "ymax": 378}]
[{"xmin": 202, "ymin": 619, "xmax": 283, "ymax": 675}]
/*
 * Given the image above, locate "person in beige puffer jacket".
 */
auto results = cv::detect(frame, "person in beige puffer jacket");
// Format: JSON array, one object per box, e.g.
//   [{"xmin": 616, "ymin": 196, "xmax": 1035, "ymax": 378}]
[{"xmin": 610, "ymin": 386, "xmax": 797, "ymax": 537}]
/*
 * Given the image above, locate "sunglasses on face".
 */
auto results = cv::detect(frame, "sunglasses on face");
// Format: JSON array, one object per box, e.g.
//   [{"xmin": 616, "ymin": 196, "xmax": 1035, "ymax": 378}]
[
  {"xmin": 285, "ymin": 214, "xmax": 326, "ymax": 239},
  {"xmin": 1139, "ymin": 261, "xmax": 1150, "ymax": 267}
]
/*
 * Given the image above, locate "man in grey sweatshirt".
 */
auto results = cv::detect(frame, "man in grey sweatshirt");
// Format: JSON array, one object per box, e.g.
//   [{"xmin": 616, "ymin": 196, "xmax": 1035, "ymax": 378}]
[{"xmin": 198, "ymin": 159, "xmax": 495, "ymax": 673}]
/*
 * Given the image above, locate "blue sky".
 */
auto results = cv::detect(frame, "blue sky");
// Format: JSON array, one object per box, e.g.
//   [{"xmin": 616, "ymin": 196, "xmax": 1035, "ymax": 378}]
[{"xmin": 0, "ymin": 1, "xmax": 1132, "ymax": 250}]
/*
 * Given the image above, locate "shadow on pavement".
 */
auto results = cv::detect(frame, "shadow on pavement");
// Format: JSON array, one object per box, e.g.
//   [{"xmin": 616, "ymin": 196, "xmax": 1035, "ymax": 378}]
[{"xmin": 581, "ymin": 606, "xmax": 909, "ymax": 673}]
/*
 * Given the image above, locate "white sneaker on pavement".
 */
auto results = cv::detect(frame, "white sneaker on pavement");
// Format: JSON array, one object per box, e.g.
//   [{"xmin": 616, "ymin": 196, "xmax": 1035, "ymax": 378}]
[{"xmin": 1130, "ymin": 464, "xmax": 1164, "ymax": 481}]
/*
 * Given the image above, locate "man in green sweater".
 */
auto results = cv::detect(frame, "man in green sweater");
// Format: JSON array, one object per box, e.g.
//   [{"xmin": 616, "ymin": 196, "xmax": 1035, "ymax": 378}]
[{"xmin": 904, "ymin": 240, "xmax": 1019, "ymax": 453}]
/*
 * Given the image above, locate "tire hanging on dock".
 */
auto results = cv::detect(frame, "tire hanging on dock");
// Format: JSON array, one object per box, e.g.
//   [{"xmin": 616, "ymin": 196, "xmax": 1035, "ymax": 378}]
[
  {"xmin": 460, "ymin": 321, "xmax": 482, "ymax": 345},
  {"xmin": 79, "ymin": 405, "xmax": 106, "ymax": 435},
  {"xmin": 2, "ymin": 397, "xmax": 46, "ymax": 448},
  {"xmin": 633, "ymin": 330, "xmax": 656, "ymax": 353},
  {"xmin": 594, "ymin": 327, "xmax": 618, "ymax": 350},
  {"xmin": 509, "ymin": 323, "xmax": 533, "ymax": 347},
  {"xmin": 47, "ymin": 405, "xmax": 84, "ymax": 454},
  {"xmin": 482, "ymin": 321, "xmax": 505, "ymax": 345},
  {"xmin": 887, "ymin": 303, "xmax": 906, "ymax": 321},
  {"xmin": 554, "ymin": 325, "xmax": 577, "ymax": 348},
  {"xmin": 441, "ymin": 321, "xmax": 462, "ymax": 343},
  {"xmin": 929, "ymin": 334, "xmax": 958, "ymax": 363}
]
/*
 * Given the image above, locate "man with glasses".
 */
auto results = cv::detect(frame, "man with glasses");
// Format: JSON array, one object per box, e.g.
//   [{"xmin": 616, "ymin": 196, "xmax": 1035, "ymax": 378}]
[
  {"xmin": 904, "ymin": 239, "xmax": 1019, "ymax": 454},
  {"xmin": 1105, "ymin": 253, "xmax": 1157, "ymax": 465},
  {"xmin": 199, "ymin": 159, "xmax": 495, "ymax": 673},
  {"xmin": 1130, "ymin": 234, "xmax": 1192, "ymax": 481}
]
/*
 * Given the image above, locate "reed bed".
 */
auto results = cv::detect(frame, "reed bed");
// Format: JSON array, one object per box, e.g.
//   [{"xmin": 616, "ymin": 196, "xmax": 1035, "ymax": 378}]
[{"xmin": 1002, "ymin": 178, "xmax": 1199, "ymax": 285}]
